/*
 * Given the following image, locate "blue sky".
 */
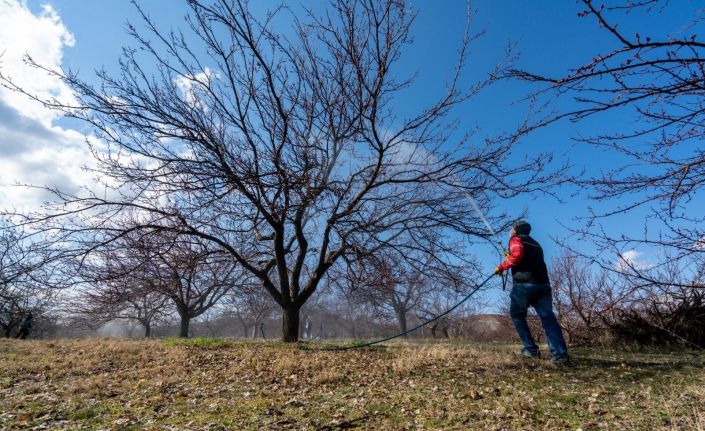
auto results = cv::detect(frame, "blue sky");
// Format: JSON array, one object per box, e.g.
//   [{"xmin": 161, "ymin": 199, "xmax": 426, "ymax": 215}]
[{"xmin": 1, "ymin": 1, "xmax": 702, "ymax": 306}]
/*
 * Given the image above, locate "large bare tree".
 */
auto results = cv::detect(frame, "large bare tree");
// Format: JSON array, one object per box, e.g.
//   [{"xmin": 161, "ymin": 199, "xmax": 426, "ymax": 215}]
[{"xmin": 1, "ymin": 0, "xmax": 556, "ymax": 341}]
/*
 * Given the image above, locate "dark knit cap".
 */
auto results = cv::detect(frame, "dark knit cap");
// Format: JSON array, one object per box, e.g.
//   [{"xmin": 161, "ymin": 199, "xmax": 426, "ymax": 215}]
[{"xmin": 512, "ymin": 220, "xmax": 531, "ymax": 235}]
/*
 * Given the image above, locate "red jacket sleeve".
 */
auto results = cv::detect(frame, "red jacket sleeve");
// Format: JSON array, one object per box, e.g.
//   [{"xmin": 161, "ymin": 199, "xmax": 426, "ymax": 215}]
[{"xmin": 498, "ymin": 236, "xmax": 524, "ymax": 271}]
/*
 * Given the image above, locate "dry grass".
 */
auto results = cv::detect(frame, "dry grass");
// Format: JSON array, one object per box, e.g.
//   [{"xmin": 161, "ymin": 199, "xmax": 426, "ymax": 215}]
[
  {"xmin": 1, "ymin": 338, "xmax": 704, "ymax": 430},
  {"xmin": 392, "ymin": 345, "xmax": 462, "ymax": 375}
]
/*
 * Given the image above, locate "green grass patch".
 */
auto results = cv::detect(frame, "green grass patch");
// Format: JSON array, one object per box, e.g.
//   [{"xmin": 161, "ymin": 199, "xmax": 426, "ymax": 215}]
[{"xmin": 68, "ymin": 406, "xmax": 100, "ymax": 421}]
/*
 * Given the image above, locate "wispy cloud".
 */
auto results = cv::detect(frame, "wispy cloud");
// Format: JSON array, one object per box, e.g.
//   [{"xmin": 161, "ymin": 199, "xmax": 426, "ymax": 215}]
[
  {"xmin": 616, "ymin": 249, "xmax": 651, "ymax": 271},
  {"xmin": 174, "ymin": 68, "xmax": 216, "ymax": 112},
  {"xmin": 0, "ymin": 1, "xmax": 76, "ymax": 125}
]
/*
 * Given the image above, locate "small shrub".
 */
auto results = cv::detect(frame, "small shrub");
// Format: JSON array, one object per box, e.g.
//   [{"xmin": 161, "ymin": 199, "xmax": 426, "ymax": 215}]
[{"xmin": 607, "ymin": 289, "xmax": 705, "ymax": 348}]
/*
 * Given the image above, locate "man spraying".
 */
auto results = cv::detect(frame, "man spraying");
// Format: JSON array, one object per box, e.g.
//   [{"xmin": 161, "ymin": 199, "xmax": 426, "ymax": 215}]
[{"xmin": 495, "ymin": 221, "xmax": 570, "ymax": 366}]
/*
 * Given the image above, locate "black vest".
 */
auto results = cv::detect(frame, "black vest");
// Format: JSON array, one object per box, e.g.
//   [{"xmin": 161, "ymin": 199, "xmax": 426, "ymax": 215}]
[{"xmin": 510, "ymin": 235, "xmax": 549, "ymax": 284}]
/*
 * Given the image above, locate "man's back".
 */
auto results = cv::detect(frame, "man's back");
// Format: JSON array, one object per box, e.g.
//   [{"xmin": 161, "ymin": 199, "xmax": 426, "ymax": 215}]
[{"xmin": 510, "ymin": 234, "xmax": 549, "ymax": 284}]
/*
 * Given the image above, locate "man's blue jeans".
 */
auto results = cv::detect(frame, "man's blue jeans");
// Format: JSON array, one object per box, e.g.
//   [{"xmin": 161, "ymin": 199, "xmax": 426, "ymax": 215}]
[{"xmin": 510, "ymin": 282, "xmax": 568, "ymax": 360}]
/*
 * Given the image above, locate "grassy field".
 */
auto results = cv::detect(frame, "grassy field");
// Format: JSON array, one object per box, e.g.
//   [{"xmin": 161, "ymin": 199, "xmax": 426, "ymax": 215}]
[{"xmin": 1, "ymin": 338, "xmax": 704, "ymax": 430}]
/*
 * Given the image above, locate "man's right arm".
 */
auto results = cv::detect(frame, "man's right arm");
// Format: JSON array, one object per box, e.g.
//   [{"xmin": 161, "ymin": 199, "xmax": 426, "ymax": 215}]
[{"xmin": 497, "ymin": 236, "xmax": 524, "ymax": 272}]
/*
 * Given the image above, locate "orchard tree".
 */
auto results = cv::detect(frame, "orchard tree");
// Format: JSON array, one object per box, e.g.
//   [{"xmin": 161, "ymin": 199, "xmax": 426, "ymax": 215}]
[
  {"xmin": 72, "ymin": 229, "xmax": 242, "ymax": 338},
  {"xmin": 72, "ymin": 282, "xmax": 170, "ymax": 338},
  {"xmin": 222, "ymin": 281, "xmax": 277, "ymax": 338},
  {"xmin": 71, "ymin": 247, "xmax": 172, "ymax": 338},
  {"xmin": 344, "ymin": 248, "xmax": 452, "ymax": 336},
  {"xmin": 548, "ymin": 250, "xmax": 639, "ymax": 344},
  {"xmin": 134, "ymin": 233, "xmax": 244, "ymax": 338},
  {"xmin": 606, "ymin": 255, "xmax": 705, "ymax": 348},
  {"xmin": 0, "ymin": 221, "xmax": 56, "ymax": 337}
]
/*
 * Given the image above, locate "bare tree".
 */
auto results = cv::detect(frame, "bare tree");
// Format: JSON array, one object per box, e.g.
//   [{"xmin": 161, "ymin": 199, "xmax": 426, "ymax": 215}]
[
  {"xmin": 314, "ymin": 281, "xmax": 377, "ymax": 340},
  {"xmin": 345, "ymin": 250, "xmax": 441, "ymax": 336},
  {"xmin": 67, "ymin": 228, "xmax": 176, "ymax": 337},
  {"xmin": 222, "ymin": 281, "xmax": 278, "ymax": 338},
  {"xmin": 0, "ymin": 222, "xmax": 56, "ymax": 337},
  {"xmin": 547, "ymin": 246, "xmax": 705, "ymax": 347},
  {"xmin": 195, "ymin": 306, "xmax": 230, "ymax": 338},
  {"xmin": 0, "ymin": 285, "xmax": 55, "ymax": 338},
  {"xmin": 71, "ymin": 267, "xmax": 171, "ymax": 338},
  {"xmin": 1, "ymin": 0, "xmax": 557, "ymax": 341},
  {"xmin": 507, "ymin": 0, "xmax": 705, "ymax": 285},
  {"xmin": 605, "ymin": 255, "xmax": 705, "ymax": 347},
  {"xmin": 147, "ymin": 234, "xmax": 243, "ymax": 338},
  {"xmin": 71, "ymin": 228, "xmax": 242, "ymax": 338},
  {"xmin": 549, "ymin": 250, "xmax": 639, "ymax": 344},
  {"xmin": 416, "ymin": 286, "xmax": 481, "ymax": 339}
]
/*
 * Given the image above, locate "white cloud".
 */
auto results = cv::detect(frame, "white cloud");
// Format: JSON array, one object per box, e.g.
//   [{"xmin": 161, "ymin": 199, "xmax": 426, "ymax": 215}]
[
  {"xmin": 0, "ymin": 0, "xmax": 76, "ymax": 125},
  {"xmin": 694, "ymin": 236, "xmax": 705, "ymax": 251},
  {"xmin": 389, "ymin": 137, "xmax": 434, "ymax": 167},
  {"xmin": 0, "ymin": 0, "xmax": 95, "ymax": 211},
  {"xmin": 175, "ymin": 68, "xmax": 216, "ymax": 111},
  {"xmin": 616, "ymin": 249, "xmax": 651, "ymax": 271}
]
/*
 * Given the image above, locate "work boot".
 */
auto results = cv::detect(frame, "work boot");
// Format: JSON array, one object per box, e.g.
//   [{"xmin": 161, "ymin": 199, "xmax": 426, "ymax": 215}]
[
  {"xmin": 515, "ymin": 348, "xmax": 540, "ymax": 359},
  {"xmin": 551, "ymin": 354, "xmax": 572, "ymax": 367}
]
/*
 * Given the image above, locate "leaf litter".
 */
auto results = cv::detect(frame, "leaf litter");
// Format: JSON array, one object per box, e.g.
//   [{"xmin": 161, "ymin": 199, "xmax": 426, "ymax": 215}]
[{"xmin": 0, "ymin": 339, "xmax": 703, "ymax": 430}]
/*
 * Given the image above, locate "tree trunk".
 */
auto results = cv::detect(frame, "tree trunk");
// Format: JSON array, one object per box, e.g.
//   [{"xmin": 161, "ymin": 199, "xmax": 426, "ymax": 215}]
[
  {"xmin": 395, "ymin": 309, "xmax": 408, "ymax": 338},
  {"xmin": 282, "ymin": 305, "xmax": 300, "ymax": 342},
  {"xmin": 236, "ymin": 315, "xmax": 249, "ymax": 338},
  {"xmin": 144, "ymin": 322, "xmax": 151, "ymax": 338},
  {"xmin": 298, "ymin": 315, "xmax": 306, "ymax": 338},
  {"xmin": 179, "ymin": 314, "xmax": 190, "ymax": 338}
]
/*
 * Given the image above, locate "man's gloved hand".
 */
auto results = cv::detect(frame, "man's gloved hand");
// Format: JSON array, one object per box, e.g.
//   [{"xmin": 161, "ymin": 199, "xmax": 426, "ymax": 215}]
[{"xmin": 494, "ymin": 266, "xmax": 503, "ymax": 275}]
